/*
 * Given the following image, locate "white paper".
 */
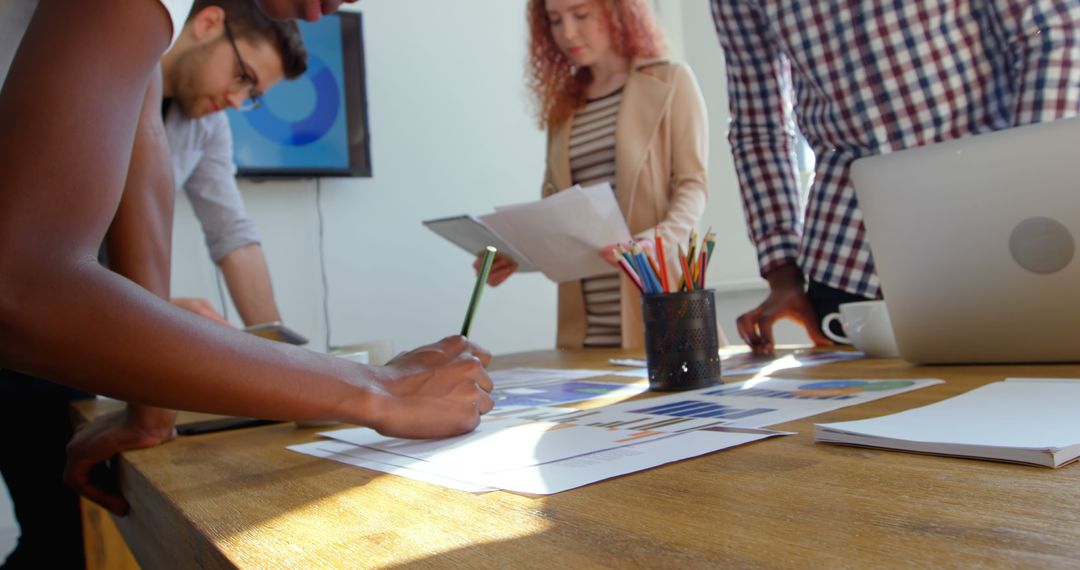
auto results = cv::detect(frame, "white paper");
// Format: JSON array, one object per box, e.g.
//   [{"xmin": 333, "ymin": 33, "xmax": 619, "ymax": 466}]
[
  {"xmin": 479, "ymin": 183, "xmax": 631, "ymax": 282},
  {"xmin": 490, "ymin": 367, "xmax": 616, "ymax": 389},
  {"xmin": 608, "ymin": 349, "xmax": 865, "ymax": 378},
  {"xmin": 597, "ymin": 377, "xmax": 943, "ymax": 428},
  {"xmin": 816, "ymin": 380, "xmax": 1080, "ymax": 450},
  {"xmin": 475, "ymin": 427, "xmax": 791, "ymax": 494},
  {"xmin": 293, "ymin": 427, "xmax": 790, "ymax": 495},
  {"xmin": 288, "ymin": 440, "xmax": 496, "ymax": 493},
  {"xmin": 322, "ymin": 414, "xmax": 675, "ymax": 472},
  {"xmin": 291, "ymin": 376, "xmax": 938, "ymax": 494},
  {"xmin": 493, "ymin": 380, "xmax": 647, "ymax": 408},
  {"xmin": 1004, "ymin": 377, "xmax": 1080, "ymax": 384}
]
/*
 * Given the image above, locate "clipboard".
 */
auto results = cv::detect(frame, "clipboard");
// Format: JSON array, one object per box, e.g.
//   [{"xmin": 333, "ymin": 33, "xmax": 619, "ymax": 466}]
[
  {"xmin": 423, "ymin": 183, "xmax": 631, "ymax": 282},
  {"xmin": 422, "ymin": 214, "xmax": 538, "ymax": 272}
]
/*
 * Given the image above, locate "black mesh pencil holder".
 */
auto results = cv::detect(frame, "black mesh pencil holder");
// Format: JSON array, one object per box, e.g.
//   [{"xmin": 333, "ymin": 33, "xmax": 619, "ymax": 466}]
[{"xmin": 641, "ymin": 289, "xmax": 721, "ymax": 391}]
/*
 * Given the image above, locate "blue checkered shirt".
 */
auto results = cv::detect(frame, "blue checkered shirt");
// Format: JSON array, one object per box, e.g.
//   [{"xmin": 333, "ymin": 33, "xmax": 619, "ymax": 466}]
[{"xmin": 711, "ymin": 0, "xmax": 1080, "ymax": 298}]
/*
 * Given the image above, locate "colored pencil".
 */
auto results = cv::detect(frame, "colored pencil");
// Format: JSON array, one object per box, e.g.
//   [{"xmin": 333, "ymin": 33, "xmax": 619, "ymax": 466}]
[
  {"xmin": 701, "ymin": 231, "xmax": 716, "ymax": 288},
  {"xmin": 698, "ymin": 248, "xmax": 708, "ymax": 289},
  {"xmin": 687, "ymin": 230, "xmax": 699, "ymax": 287},
  {"xmin": 655, "ymin": 231, "xmax": 670, "ymax": 293},
  {"xmin": 461, "ymin": 246, "xmax": 496, "ymax": 337},
  {"xmin": 616, "ymin": 256, "xmax": 645, "ymax": 293},
  {"xmin": 678, "ymin": 245, "xmax": 694, "ymax": 291},
  {"xmin": 619, "ymin": 244, "xmax": 647, "ymax": 293},
  {"xmin": 644, "ymin": 246, "xmax": 663, "ymax": 289},
  {"xmin": 632, "ymin": 244, "xmax": 661, "ymax": 294}
]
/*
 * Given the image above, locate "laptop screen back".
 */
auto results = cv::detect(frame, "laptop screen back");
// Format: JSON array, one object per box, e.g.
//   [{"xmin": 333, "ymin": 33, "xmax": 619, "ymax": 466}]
[{"xmin": 850, "ymin": 117, "xmax": 1080, "ymax": 364}]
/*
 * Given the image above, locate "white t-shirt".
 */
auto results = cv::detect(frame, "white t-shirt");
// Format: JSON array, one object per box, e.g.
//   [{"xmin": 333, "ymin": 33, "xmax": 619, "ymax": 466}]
[
  {"xmin": 158, "ymin": 0, "xmax": 194, "ymax": 46},
  {"xmin": 0, "ymin": 0, "xmax": 37, "ymax": 85},
  {"xmin": 0, "ymin": 0, "xmax": 192, "ymax": 86}
]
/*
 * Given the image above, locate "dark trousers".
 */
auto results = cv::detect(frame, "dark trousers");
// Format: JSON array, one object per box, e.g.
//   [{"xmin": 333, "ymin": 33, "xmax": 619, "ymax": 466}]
[
  {"xmin": 0, "ymin": 369, "xmax": 90, "ymax": 569},
  {"xmin": 806, "ymin": 280, "xmax": 875, "ymax": 338}
]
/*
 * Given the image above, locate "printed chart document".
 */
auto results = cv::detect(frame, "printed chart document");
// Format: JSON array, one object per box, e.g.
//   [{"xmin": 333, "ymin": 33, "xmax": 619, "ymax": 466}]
[
  {"xmin": 489, "ymin": 368, "xmax": 649, "ymax": 406},
  {"xmin": 295, "ymin": 440, "xmax": 497, "ymax": 493},
  {"xmin": 493, "ymin": 380, "xmax": 647, "ymax": 408},
  {"xmin": 292, "ymin": 425, "xmax": 788, "ymax": 495},
  {"xmin": 596, "ymin": 377, "xmax": 942, "ymax": 429},
  {"xmin": 490, "ymin": 367, "xmax": 619, "ymax": 389},
  {"xmin": 294, "ymin": 406, "xmax": 789, "ymax": 494},
  {"xmin": 422, "ymin": 183, "xmax": 631, "ymax": 283},
  {"xmin": 815, "ymin": 379, "xmax": 1080, "ymax": 467},
  {"xmin": 610, "ymin": 348, "xmax": 865, "ymax": 379},
  {"xmin": 289, "ymin": 376, "xmax": 939, "ymax": 494}
]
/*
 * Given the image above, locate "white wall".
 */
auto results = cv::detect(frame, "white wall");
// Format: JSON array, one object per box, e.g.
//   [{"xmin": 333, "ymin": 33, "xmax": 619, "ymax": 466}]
[{"xmin": 171, "ymin": 0, "xmax": 810, "ymax": 356}]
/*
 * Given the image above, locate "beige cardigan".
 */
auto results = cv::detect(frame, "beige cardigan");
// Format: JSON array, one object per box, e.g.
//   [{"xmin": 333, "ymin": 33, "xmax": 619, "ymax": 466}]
[{"xmin": 541, "ymin": 58, "xmax": 709, "ymax": 349}]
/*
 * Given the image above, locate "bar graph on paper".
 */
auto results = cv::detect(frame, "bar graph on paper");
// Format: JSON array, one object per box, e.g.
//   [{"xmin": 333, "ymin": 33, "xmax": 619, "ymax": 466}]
[
  {"xmin": 484, "ymin": 378, "xmax": 944, "ymax": 432},
  {"xmin": 629, "ymin": 400, "xmax": 776, "ymax": 421}
]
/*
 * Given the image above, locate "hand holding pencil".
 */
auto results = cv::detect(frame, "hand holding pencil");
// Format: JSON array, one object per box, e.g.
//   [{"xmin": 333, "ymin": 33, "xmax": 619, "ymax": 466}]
[
  {"xmin": 473, "ymin": 250, "xmax": 518, "ymax": 286},
  {"xmin": 462, "ymin": 246, "xmax": 498, "ymax": 337}
]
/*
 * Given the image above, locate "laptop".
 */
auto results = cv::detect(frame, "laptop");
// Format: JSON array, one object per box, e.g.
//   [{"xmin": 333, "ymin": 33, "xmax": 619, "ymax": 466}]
[{"xmin": 850, "ymin": 117, "xmax": 1080, "ymax": 364}]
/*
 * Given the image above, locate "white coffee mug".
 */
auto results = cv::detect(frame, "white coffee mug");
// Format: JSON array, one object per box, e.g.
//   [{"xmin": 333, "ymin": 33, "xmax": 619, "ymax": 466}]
[
  {"xmin": 331, "ymin": 350, "xmax": 369, "ymax": 364},
  {"xmin": 821, "ymin": 300, "xmax": 900, "ymax": 358},
  {"xmin": 330, "ymin": 339, "xmax": 396, "ymax": 366}
]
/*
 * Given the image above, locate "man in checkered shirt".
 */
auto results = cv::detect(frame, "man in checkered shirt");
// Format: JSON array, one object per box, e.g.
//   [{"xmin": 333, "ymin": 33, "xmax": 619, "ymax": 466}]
[{"xmin": 711, "ymin": 1, "xmax": 1080, "ymax": 355}]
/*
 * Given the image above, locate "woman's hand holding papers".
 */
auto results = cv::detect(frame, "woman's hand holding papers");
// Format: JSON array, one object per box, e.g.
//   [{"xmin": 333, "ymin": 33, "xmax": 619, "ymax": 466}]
[
  {"xmin": 600, "ymin": 238, "xmax": 655, "ymax": 267},
  {"xmin": 359, "ymin": 336, "xmax": 495, "ymax": 439},
  {"xmin": 475, "ymin": 252, "xmax": 518, "ymax": 286},
  {"xmin": 64, "ymin": 404, "xmax": 178, "ymax": 515}
]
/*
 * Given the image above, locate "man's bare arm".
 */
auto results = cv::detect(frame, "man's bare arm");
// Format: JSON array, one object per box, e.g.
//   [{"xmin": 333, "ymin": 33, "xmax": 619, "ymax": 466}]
[
  {"xmin": 101, "ymin": 64, "xmax": 180, "ymax": 428},
  {"xmin": 105, "ymin": 67, "xmax": 175, "ymax": 296},
  {"xmin": 220, "ymin": 243, "xmax": 282, "ymax": 326},
  {"xmin": 0, "ymin": 1, "xmax": 491, "ymax": 438}
]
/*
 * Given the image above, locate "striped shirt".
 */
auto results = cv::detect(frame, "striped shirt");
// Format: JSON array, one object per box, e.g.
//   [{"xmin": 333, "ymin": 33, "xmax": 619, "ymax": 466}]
[
  {"xmin": 570, "ymin": 89, "xmax": 623, "ymax": 347},
  {"xmin": 711, "ymin": 1, "xmax": 1080, "ymax": 298}
]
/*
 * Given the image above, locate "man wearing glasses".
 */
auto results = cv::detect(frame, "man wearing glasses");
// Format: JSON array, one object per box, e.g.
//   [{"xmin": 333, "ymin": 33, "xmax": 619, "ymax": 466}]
[{"xmin": 162, "ymin": 0, "xmax": 307, "ymax": 328}]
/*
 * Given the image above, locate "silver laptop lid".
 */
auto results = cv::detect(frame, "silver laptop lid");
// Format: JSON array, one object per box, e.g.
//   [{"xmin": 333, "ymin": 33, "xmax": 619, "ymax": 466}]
[{"xmin": 851, "ymin": 117, "xmax": 1080, "ymax": 364}]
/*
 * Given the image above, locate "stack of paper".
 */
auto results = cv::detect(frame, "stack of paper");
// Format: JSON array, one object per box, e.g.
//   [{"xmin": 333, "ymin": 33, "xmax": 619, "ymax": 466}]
[
  {"xmin": 422, "ymin": 183, "xmax": 631, "ymax": 283},
  {"xmin": 815, "ymin": 378, "xmax": 1080, "ymax": 467}
]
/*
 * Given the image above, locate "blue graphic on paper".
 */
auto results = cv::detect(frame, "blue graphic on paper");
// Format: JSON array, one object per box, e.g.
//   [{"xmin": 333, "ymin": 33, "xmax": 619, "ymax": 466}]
[
  {"xmin": 493, "ymin": 382, "xmax": 638, "ymax": 408},
  {"xmin": 629, "ymin": 400, "xmax": 776, "ymax": 420}
]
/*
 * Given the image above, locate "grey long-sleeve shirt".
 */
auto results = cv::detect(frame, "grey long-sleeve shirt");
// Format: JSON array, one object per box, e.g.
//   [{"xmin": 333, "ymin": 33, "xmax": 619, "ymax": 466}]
[{"xmin": 165, "ymin": 104, "xmax": 260, "ymax": 263}]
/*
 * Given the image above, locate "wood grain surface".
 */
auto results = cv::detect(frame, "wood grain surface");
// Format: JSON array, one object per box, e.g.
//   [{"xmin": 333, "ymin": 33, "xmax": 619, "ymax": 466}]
[{"xmin": 75, "ymin": 349, "xmax": 1080, "ymax": 568}]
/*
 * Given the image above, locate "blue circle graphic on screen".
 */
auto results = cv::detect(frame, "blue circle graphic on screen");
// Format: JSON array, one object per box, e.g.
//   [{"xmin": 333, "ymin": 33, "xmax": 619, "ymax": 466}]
[{"xmin": 242, "ymin": 54, "xmax": 339, "ymax": 146}]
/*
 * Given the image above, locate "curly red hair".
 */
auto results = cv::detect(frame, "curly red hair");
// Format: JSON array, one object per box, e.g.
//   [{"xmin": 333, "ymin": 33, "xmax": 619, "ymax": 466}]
[{"xmin": 527, "ymin": 0, "xmax": 667, "ymax": 129}]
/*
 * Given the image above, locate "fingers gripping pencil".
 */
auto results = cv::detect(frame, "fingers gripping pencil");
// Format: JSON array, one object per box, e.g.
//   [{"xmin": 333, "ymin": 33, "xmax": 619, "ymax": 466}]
[{"xmin": 462, "ymin": 246, "xmax": 497, "ymax": 337}]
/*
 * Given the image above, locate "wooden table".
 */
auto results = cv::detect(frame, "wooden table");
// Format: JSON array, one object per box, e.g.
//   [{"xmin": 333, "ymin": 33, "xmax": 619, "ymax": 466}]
[{"xmin": 77, "ymin": 349, "xmax": 1080, "ymax": 568}]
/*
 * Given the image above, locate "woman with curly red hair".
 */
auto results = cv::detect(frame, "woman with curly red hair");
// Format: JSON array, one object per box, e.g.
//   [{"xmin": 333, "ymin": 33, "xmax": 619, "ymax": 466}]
[{"xmin": 480, "ymin": 0, "xmax": 711, "ymax": 349}]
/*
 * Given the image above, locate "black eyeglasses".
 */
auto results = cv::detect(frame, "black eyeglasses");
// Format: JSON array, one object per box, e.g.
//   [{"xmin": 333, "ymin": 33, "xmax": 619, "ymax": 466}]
[{"xmin": 223, "ymin": 20, "xmax": 263, "ymax": 112}]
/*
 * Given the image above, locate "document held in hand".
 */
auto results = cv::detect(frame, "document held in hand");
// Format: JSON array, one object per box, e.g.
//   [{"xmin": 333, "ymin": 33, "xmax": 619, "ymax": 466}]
[
  {"xmin": 423, "ymin": 183, "xmax": 632, "ymax": 283},
  {"xmin": 814, "ymin": 379, "xmax": 1080, "ymax": 468}
]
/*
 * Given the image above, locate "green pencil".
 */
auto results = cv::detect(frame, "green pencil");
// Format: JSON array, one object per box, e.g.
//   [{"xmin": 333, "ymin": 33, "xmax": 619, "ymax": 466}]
[{"xmin": 461, "ymin": 246, "xmax": 497, "ymax": 337}]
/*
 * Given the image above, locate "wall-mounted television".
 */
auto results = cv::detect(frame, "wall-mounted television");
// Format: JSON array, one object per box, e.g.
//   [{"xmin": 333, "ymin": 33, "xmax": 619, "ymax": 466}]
[{"xmin": 227, "ymin": 12, "xmax": 371, "ymax": 178}]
